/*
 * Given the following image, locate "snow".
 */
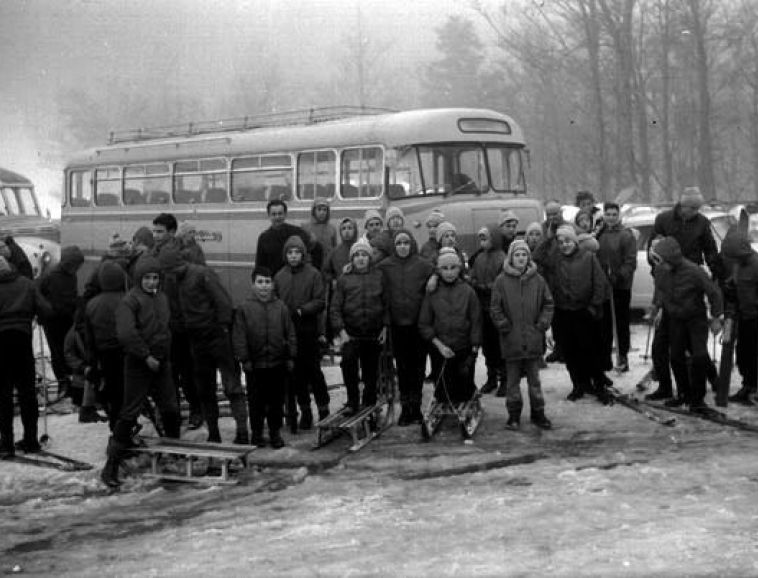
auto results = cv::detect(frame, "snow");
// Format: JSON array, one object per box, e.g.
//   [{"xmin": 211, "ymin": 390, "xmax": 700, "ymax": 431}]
[{"xmin": 3, "ymin": 322, "xmax": 758, "ymax": 576}]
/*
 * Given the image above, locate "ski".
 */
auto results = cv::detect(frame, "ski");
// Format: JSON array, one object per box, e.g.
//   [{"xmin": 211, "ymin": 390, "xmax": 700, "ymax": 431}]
[
  {"xmin": 638, "ymin": 400, "xmax": 758, "ymax": 434},
  {"xmin": 37, "ymin": 450, "xmax": 94, "ymax": 471},
  {"xmin": 606, "ymin": 388, "xmax": 676, "ymax": 427},
  {"xmin": 2, "ymin": 454, "xmax": 81, "ymax": 472}
]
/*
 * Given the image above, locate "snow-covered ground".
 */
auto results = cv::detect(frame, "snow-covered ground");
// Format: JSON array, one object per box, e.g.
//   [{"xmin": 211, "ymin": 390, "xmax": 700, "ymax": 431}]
[{"xmin": 3, "ymin": 322, "xmax": 758, "ymax": 576}]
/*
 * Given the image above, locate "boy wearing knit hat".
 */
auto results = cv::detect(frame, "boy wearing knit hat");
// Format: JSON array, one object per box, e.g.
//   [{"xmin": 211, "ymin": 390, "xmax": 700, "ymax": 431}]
[
  {"xmin": 491, "ymin": 240, "xmax": 554, "ymax": 429},
  {"xmin": 498, "ymin": 210, "xmax": 520, "ymax": 253},
  {"xmin": 274, "ymin": 235, "xmax": 329, "ymax": 430},
  {"xmin": 419, "ymin": 248, "xmax": 482, "ymax": 405},
  {"xmin": 420, "ymin": 209, "xmax": 445, "ymax": 261},
  {"xmin": 330, "ymin": 238, "xmax": 388, "ymax": 414},
  {"xmin": 363, "ymin": 209, "xmax": 384, "ymax": 236}
]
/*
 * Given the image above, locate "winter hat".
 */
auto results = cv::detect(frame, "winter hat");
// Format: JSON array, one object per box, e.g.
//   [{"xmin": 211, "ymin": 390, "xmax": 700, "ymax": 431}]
[
  {"xmin": 385, "ymin": 206, "xmax": 404, "ymax": 223},
  {"xmin": 312, "ymin": 198, "xmax": 330, "ymax": 209},
  {"xmin": 525, "ymin": 222, "xmax": 542, "ymax": 236},
  {"xmin": 158, "ymin": 246, "xmax": 185, "ymax": 271},
  {"xmin": 134, "ymin": 255, "xmax": 161, "ymax": 281},
  {"xmin": 499, "ymin": 210, "xmax": 519, "ymax": 227},
  {"xmin": 437, "ymin": 247, "xmax": 461, "ymax": 268},
  {"xmin": 425, "ymin": 209, "xmax": 445, "ymax": 227},
  {"xmin": 98, "ymin": 261, "xmax": 127, "ymax": 292},
  {"xmin": 435, "ymin": 221, "xmax": 457, "ymax": 243},
  {"xmin": 338, "ymin": 217, "xmax": 358, "ymax": 242},
  {"xmin": 363, "ymin": 209, "xmax": 383, "ymax": 228},
  {"xmin": 556, "ymin": 225, "xmax": 578, "ymax": 244},
  {"xmin": 507, "ymin": 239, "xmax": 531, "ymax": 266},
  {"xmin": 680, "ymin": 187, "xmax": 704, "ymax": 209},
  {"xmin": 349, "ymin": 238, "xmax": 372, "ymax": 259},
  {"xmin": 545, "ymin": 201, "xmax": 562, "ymax": 216},
  {"xmin": 577, "ymin": 233, "xmax": 599, "ymax": 253},
  {"xmin": 655, "ymin": 236, "xmax": 683, "ymax": 265},
  {"xmin": 283, "ymin": 235, "xmax": 306, "ymax": 257},
  {"xmin": 107, "ymin": 233, "xmax": 130, "ymax": 256},
  {"xmin": 132, "ymin": 226, "xmax": 155, "ymax": 249},
  {"xmin": 60, "ymin": 245, "xmax": 85, "ymax": 268},
  {"xmin": 0, "ymin": 255, "xmax": 10, "ymax": 274}
]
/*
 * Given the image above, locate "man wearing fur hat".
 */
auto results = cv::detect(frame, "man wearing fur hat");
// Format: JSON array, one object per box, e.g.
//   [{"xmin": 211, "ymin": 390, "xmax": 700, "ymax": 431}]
[{"xmin": 37, "ymin": 244, "xmax": 85, "ymax": 398}]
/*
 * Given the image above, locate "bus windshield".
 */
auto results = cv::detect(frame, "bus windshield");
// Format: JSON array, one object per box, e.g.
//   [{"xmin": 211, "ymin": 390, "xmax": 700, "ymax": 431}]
[
  {"xmin": 389, "ymin": 143, "xmax": 525, "ymax": 199},
  {"xmin": 0, "ymin": 186, "xmax": 40, "ymax": 217}
]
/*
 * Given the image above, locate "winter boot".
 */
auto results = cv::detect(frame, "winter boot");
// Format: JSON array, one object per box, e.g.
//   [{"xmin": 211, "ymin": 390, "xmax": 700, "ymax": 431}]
[
  {"xmin": 317, "ymin": 404, "xmax": 330, "ymax": 421},
  {"xmin": 645, "ymin": 387, "xmax": 673, "ymax": 401},
  {"xmin": 397, "ymin": 404, "xmax": 413, "ymax": 426},
  {"xmin": 0, "ymin": 437, "xmax": 14, "ymax": 459},
  {"xmin": 530, "ymin": 410, "xmax": 552, "ymax": 430},
  {"xmin": 206, "ymin": 420, "xmax": 222, "ymax": 443},
  {"xmin": 15, "ymin": 438, "xmax": 41, "ymax": 453},
  {"xmin": 79, "ymin": 406, "xmax": 108, "ymax": 423},
  {"xmin": 728, "ymin": 387, "xmax": 755, "ymax": 406},
  {"xmin": 269, "ymin": 430, "xmax": 285, "ymax": 449},
  {"xmin": 298, "ymin": 406, "xmax": 313, "ymax": 430},
  {"xmin": 100, "ymin": 437, "xmax": 123, "ymax": 488},
  {"xmin": 566, "ymin": 386, "xmax": 584, "ymax": 402},
  {"xmin": 229, "ymin": 394, "xmax": 250, "ymax": 444},
  {"xmin": 480, "ymin": 367, "xmax": 498, "ymax": 394}
]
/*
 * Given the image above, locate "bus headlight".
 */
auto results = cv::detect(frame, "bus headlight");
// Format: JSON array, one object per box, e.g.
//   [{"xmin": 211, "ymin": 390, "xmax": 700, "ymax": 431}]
[{"xmin": 41, "ymin": 251, "xmax": 52, "ymax": 266}]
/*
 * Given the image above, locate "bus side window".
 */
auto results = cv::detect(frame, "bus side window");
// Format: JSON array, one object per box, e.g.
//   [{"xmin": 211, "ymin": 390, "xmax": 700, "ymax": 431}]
[
  {"xmin": 341, "ymin": 183, "xmax": 358, "ymax": 198},
  {"xmin": 148, "ymin": 190, "xmax": 170, "ymax": 205},
  {"xmin": 175, "ymin": 189, "xmax": 201, "ymax": 204},
  {"xmin": 268, "ymin": 184, "xmax": 291, "ymax": 201},
  {"xmin": 124, "ymin": 188, "xmax": 144, "ymax": 205},
  {"xmin": 204, "ymin": 188, "xmax": 227, "ymax": 203},
  {"xmin": 69, "ymin": 170, "xmax": 93, "ymax": 207}
]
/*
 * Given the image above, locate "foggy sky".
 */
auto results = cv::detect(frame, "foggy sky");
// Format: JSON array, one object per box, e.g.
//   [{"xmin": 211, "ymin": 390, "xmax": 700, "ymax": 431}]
[{"xmin": 0, "ymin": 0, "xmax": 502, "ymax": 215}]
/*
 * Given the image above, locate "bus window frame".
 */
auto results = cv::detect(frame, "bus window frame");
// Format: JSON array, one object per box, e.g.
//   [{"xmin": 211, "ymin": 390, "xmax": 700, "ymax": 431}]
[
  {"xmin": 94, "ymin": 166, "xmax": 122, "ymax": 207},
  {"xmin": 296, "ymin": 148, "xmax": 338, "ymax": 202},
  {"xmin": 339, "ymin": 145, "xmax": 384, "ymax": 200},
  {"xmin": 230, "ymin": 152, "xmax": 294, "ymax": 203},
  {"xmin": 173, "ymin": 156, "xmax": 229, "ymax": 204},
  {"xmin": 485, "ymin": 144, "xmax": 526, "ymax": 194},
  {"xmin": 67, "ymin": 169, "xmax": 94, "ymax": 208},
  {"xmin": 123, "ymin": 162, "xmax": 172, "ymax": 206}
]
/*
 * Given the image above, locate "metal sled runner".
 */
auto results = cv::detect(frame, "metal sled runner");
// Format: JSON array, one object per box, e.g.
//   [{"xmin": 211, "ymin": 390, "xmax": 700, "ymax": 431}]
[{"xmin": 313, "ymin": 343, "xmax": 396, "ymax": 452}]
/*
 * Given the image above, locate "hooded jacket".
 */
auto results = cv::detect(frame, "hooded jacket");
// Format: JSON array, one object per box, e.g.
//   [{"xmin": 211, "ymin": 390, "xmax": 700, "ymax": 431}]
[
  {"xmin": 174, "ymin": 262, "xmax": 234, "ymax": 329},
  {"xmin": 653, "ymin": 204, "xmax": 722, "ymax": 279},
  {"xmin": 653, "ymin": 237, "xmax": 723, "ymax": 320},
  {"xmin": 376, "ymin": 229, "xmax": 434, "ymax": 326},
  {"xmin": 552, "ymin": 243, "xmax": 607, "ymax": 316},
  {"xmin": 302, "ymin": 199, "xmax": 338, "ymax": 255},
  {"xmin": 490, "ymin": 257, "xmax": 554, "ymax": 360},
  {"xmin": 0, "ymin": 266, "xmax": 50, "ymax": 334},
  {"xmin": 323, "ymin": 217, "xmax": 357, "ymax": 284},
  {"xmin": 85, "ymin": 261, "xmax": 128, "ymax": 352},
  {"xmin": 233, "ymin": 292, "xmax": 297, "ymax": 368},
  {"xmin": 596, "ymin": 221, "xmax": 637, "ymax": 290},
  {"xmin": 274, "ymin": 235, "xmax": 325, "ymax": 334},
  {"xmin": 418, "ymin": 277, "xmax": 482, "ymax": 352},
  {"xmin": 116, "ymin": 257, "xmax": 171, "ymax": 360},
  {"xmin": 720, "ymin": 227, "xmax": 758, "ymax": 319},
  {"xmin": 470, "ymin": 225, "xmax": 506, "ymax": 306},
  {"xmin": 37, "ymin": 245, "xmax": 84, "ymax": 320},
  {"xmin": 330, "ymin": 263, "xmax": 387, "ymax": 339}
]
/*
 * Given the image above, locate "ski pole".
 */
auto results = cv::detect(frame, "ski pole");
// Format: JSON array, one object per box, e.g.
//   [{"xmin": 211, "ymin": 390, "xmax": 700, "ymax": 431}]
[{"xmin": 641, "ymin": 321, "xmax": 653, "ymax": 362}]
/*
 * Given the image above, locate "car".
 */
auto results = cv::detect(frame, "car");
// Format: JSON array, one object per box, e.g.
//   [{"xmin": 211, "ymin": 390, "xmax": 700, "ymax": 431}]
[{"xmin": 625, "ymin": 209, "xmax": 735, "ymax": 311}]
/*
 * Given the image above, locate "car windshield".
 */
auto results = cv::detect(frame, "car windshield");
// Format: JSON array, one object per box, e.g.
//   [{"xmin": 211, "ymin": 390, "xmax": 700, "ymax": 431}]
[
  {"xmin": 388, "ymin": 144, "xmax": 525, "ymax": 199},
  {"xmin": 0, "ymin": 186, "xmax": 40, "ymax": 217}
]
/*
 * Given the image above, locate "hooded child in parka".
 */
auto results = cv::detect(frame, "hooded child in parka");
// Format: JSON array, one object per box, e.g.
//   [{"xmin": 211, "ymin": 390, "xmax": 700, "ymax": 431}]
[
  {"xmin": 470, "ymin": 225, "xmax": 506, "ymax": 394},
  {"xmin": 418, "ymin": 247, "xmax": 481, "ymax": 404},
  {"xmin": 377, "ymin": 229, "xmax": 434, "ymax": 424},
  {"xmin": 274, "ymin": 235, "xmax": 329, "ymax": 430},
  {"xmin": 302, "ymin": 198, "xmax": 338, "ymax": 256},
  {"xmin": 323, "ymin": 217, "xmax": 358, "ymax": 286},
  {"xmin": 490, "ymin": 240, "xmax": 554, "ymax": 429}
]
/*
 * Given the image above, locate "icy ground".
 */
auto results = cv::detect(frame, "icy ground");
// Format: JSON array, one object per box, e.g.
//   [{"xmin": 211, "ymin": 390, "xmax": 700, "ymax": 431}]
[{"xmin": 3, "ymin": 323, "xmax": 758, "ymax": 577}]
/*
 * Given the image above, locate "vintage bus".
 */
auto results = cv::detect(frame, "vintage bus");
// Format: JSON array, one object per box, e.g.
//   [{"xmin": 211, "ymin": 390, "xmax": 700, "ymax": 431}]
[
  {"xmin": 0, "ymin": 167, "xmax": 60, "ymax": 277},
  {"xmin": 61, "ymin": 107, "xmax": 543, "ymax": 301}
]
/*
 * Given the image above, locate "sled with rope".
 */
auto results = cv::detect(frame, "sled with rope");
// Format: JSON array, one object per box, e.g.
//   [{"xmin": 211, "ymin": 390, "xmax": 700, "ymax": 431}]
[
  {"xmin": 313, "ymin": 341, "xmax": 397, "ymax": 452},
  {"xmin": 421, "ymin": 358, "xmax": 484, "ymax": 442}
]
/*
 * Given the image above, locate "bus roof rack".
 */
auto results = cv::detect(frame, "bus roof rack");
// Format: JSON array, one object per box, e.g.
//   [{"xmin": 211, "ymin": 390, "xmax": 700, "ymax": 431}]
[{"xmin": 108, "ymin": 106, "xmax": 397, "ymax": 144}]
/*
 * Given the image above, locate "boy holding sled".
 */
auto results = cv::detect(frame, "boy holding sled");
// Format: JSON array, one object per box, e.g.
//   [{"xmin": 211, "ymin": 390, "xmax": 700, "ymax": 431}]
[
  {"xmin": 418, "ymin": 248, "xmax": 482, "ymax": 405},
  {"xmin": 233, "ymin": 267, "xmax": 297, "ymax": 449},
  {"xmin": 490, "ymin": 241, "xmax": 554, "ymax": 429}
]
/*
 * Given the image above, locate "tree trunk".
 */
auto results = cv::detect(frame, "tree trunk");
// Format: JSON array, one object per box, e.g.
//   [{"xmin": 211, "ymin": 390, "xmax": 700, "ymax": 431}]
[{"xmin": 659, "ymin": 0, "xmax": 674, "ymax": 202}]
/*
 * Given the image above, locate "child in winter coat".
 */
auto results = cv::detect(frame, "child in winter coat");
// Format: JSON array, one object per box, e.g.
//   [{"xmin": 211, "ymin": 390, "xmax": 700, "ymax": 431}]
[
  {"xmin": 274, "ymin": 235, "xmax": 329, "ymax": 430},
  {"xmin": 84, "ymin": 261, "xmax": 128, "ymax": 430},
  {"xmin": 101, "ymin": 256, "xmax": 181, "ymax": 488},
  {"xmin": 418, "ymin": 248, "xmax": 482, "ymax": 405},
  {"xmin": 470, "ymin": 225, "xmax": 507, "ymax": 395},
  {"xmin": 330, "ymin": 239, "xmax": 388, "ymax": 414},
  {"xmin": 233, "ymin": 266, "xmax": 297, "ymax": 448},
  {"xmin": 490, "ymin": 241, "xmax": 554, "ymax": 429},
  {"xmin": 420, "ymin": 209, "xmax": 445, "ymax": 261},
  {"xmin": 65, "ymin": 306, "xmax": 107, "ymax": 423},
  {"xmin": 323, "ymin": 217, "xmax": 358, "ymax": 287},
  {"xmin": 0, "ymin": 253, "xmax": 51, "ymax": 456},
  {"xmin": 377, "ymin": 230, "xmax": 434, "ymax": 424},
  {"xmin": 302, "ymin": 198, "xmax": 338, "ymax": 258}
]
